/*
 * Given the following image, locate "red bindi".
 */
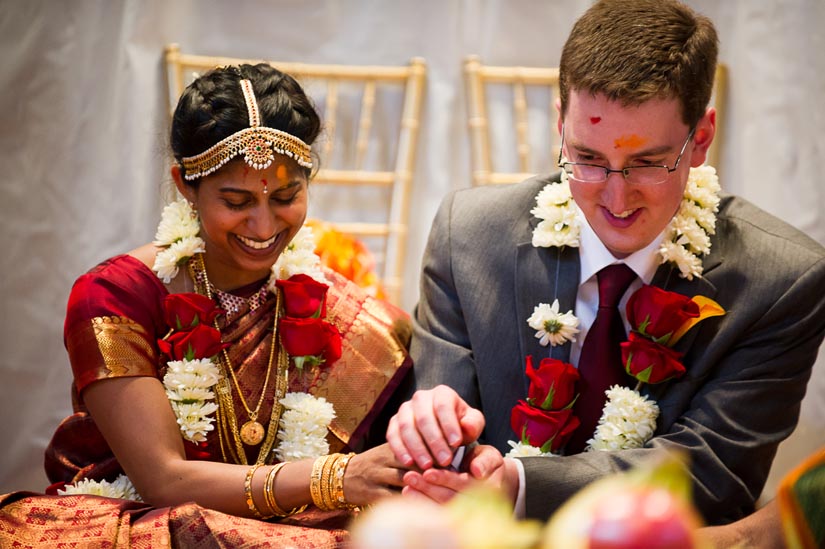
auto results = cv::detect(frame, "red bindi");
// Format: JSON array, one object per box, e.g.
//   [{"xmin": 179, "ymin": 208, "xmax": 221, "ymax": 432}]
[{"xmin": 590, "ymin": 117, "xmax": 601, "ymax": 124}]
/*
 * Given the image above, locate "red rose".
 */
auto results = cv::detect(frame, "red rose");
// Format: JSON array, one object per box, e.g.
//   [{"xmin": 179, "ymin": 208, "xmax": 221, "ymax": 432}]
[
  {"xmin": 510, "ymin": 401, "xmax": 580, "ymax": 452},
  {"xmin": 163, "ymin": 293, "xmax": 223, "ymax": 331},
  {"xmin": 621, "ymin": 332, "xmax": 686, "ymax": 384},
  {"xmin": 276, "ymin": 274, "xmax": 328, "ymax": 318},
  {"xmin": 525, "ymin": 355, "xmax": 580, "ymax": 410},
  {"xmin": 626, "ymin": 285, "xmax": 699, "ymax": 345},
  {"xmin": 158, "ymin": 323, "xmax": 227, "ymax": 361},
  {"xmin": 279, "ymin": 317, "xmax": 342, "ymax": 366}
]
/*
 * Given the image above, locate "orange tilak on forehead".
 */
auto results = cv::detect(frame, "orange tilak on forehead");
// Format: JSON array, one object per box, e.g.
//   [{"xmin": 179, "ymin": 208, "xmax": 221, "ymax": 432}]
[
  {"xmin": 614, "ymin": 134, "xmax": 648, "ymax": 149},
  {"xmin": 275, "ymin": 164, "xmax": 287, "ymax": 179}
]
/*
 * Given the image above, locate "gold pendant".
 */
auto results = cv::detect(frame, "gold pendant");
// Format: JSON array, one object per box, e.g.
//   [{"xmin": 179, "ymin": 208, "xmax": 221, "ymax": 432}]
[{"xmin": 240, "ymin": 420, "xmax": 265, "ymax": 446}]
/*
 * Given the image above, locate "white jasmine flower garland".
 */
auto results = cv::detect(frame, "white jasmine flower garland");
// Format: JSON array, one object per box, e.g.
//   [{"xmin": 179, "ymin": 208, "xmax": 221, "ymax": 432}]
[
  {"xmin": 58, "ymin": 474, "xmax": 143, "ymax": 501},
  {"xmin": 163, "ymin": 358, "xmax": 221, "ymax": 443},
  {"xmin": 524, "ymin": 166, "xmax": 719, "ymax": 451},
  {"xmin": 505, "ymin": 440, "xmax": 557, "ymax": 458},
  {"xmin": 151, "ymin": 197, "xmax": 334, "ymax": 452},
  {"xmin": 275, "ymin": 392, "xmax": 336, "ymax": 462},
  {"xmin": 587, "ymin": 386, "xmax": 660, "ymax": 451}
]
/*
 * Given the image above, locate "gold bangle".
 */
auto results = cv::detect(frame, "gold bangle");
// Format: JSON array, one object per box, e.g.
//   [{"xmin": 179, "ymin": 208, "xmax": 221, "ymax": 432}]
[
  {"xmin": 264, "ymin": 463, "xmax": 288, "ymax": 516},
  {"xmin": 263, "ymin": 462, "xmax": 309, "ymax": 517},
  {"xmin": 310, "ymin": 455, "xmax": 327, "ymax": 510},
  {"xmin": 333, "ymin": 452, "xmax": 358, "ymax": 510},
  {"xmin": 244, "ymin": 463, "xmax": 270, "ymax": 518},
  {"xmin": 319, "ymin": 454, "xmax": 336, "ymax": 511}
]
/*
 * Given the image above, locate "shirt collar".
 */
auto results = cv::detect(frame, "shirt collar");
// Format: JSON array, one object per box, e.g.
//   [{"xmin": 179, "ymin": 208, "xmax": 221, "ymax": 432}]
[{"xmin": 577, "ymin": 205, "xmax": 665, "ymax": 286}]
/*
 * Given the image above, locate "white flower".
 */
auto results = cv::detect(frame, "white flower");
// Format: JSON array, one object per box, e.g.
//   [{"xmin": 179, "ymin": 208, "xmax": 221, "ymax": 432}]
[
  {"xmin": 154, "ymin": 199, "xmax": 201, "ymax": 246},
  {"xmin": 170, "ymin": 401, "xmax": 219, "ymax": 442},
  {"xmin": 153, "ymin": 235, "xmax": 205, "ymax": 283},
  {"xmin": 531, "ymin": 171, "xmax": 580, "ymax": 249},
  {"xmin": 162, "ymin": 358, "xmax": 221, "ymax": 442},
  {"xmin": 659, "ymin": 239, "xmax": 703, "ymax": 280},
  {"xmin": 275, "ymin": 392, "xmax": 336, "ymax": 462},
  {"xmin": 587, "ymin": 386, "xmax": 659, "ymax": 451},
  {"xmin": 269, "ymin": 226, "xmax": 326, "ymax": 285},
  {"xmin": 58, "ymin": 474, "xmax": 143, "ymax": 501},
  {"xmin": 505, "ymin": 440, "xmax": 558, "ymax": 458},
  {"xmin": 526, "ymin": 299, "xmax": 580, "ymax": 347}
]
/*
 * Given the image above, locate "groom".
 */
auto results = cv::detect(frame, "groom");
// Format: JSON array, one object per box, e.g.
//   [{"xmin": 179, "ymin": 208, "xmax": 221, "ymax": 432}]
[{"xmin": 386, "ymin": 0, "xmax": 825, "ymax": 525}]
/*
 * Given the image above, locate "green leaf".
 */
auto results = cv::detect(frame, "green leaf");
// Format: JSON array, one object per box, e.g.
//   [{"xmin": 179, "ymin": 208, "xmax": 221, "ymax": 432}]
[{"xmin": 540, "ymin": 385, "xmax": 557, "ymax": 410}]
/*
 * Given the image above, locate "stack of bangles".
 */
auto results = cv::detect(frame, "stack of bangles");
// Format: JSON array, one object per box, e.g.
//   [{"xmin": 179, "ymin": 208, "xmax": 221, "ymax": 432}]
[
  {"xmin": 310, "ymin": 452, "xmax": 359, "ymax": 511},
  {"xmin": 243, "ymin": 453, "xmax": 358, "ymax": 519}
]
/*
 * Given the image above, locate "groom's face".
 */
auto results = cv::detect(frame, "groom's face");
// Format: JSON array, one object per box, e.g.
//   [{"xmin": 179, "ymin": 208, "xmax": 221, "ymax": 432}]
[{"xmin": 561, "ymin": 91, "xmax": 704, "ymax": 258}]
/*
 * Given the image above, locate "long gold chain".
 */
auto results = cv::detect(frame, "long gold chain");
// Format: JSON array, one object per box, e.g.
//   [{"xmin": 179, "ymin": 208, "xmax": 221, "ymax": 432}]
[{"xmin": 188, "ymin": 254, "xmax": 289, "ymax": 465}]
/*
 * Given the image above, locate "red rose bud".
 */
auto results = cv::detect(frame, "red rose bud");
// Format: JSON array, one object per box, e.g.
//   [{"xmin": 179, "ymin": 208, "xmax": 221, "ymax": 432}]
[
  {"xmin": 158, "ymin": 323, "xmax": 227, "ymax": 361},
  {"xmin": 626, "ymin": 285, "xmax": 699, "ymax": 345},
  {"xmin": 510, "ymin": 401, "xmax": 580, "ymax": 452},
  {"xmin": 621, "ymin": 332, "xmax": 686, "ymax": 384},
  {"xmin": 525, "ymin": 355, "xmax": 580, "ymax": 410},
  {"xmin": 280, "ymin": 317, "xmax": 342, "ymax": 365},
  {"xmin": 163, "ymin": 293, "xmax": 223, "ymax": 331},
  {"xmin": 276, "ymin": 274, "xmax": 329, "ymax": 318}
]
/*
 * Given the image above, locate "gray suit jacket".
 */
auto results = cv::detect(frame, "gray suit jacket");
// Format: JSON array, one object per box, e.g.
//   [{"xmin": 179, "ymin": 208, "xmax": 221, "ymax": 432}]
[{"xmin": 408, "ymin": 173, "xmax": 825, "ymax": 524}]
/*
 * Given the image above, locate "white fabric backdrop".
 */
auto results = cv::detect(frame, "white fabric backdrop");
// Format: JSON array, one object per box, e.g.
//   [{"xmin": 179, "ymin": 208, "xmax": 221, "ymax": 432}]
[{"xmin": 1, "ymin": 0, "xmax": 823, "ymax": 501}]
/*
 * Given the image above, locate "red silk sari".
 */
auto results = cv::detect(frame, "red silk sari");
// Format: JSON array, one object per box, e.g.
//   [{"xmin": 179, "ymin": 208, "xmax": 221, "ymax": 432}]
[{"xmin": 1, "ymin": 255, "xmax": 412, "ymax": 547}]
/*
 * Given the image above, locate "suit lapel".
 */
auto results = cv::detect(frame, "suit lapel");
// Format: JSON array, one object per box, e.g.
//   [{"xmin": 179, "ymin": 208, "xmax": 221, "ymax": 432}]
[{"xmin": 514, "ymin": 241, "xmax": 581, "ymax": 369}]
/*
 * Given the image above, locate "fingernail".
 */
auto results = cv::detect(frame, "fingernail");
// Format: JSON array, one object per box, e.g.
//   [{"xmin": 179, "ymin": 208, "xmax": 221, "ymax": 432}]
[
  {"xmin": 401, "ymin": 454, "xmax": 412, "ymax": 465},
  {"xmin": 438, "ymin": 451, "xmax": 452, "ymax": 464},
  {"xmin": 448, "ymin": 434, "xmax": 461, "ymax": 446},
  {"xmin": 418, "ymin": 456, "xmax": 432, "ymax": 469}
]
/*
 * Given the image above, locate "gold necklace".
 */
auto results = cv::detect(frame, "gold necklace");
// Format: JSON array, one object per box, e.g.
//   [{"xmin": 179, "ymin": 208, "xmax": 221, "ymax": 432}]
[{"xmin": 188, "ymin": 254, "xmax": 288, "ymax": 464}]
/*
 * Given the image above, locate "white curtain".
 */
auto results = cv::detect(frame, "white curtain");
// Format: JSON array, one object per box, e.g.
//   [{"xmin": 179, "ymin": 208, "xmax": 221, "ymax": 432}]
[{"xmin": 1, "ymin": 0, "xmax": 823, "ymax": 500}]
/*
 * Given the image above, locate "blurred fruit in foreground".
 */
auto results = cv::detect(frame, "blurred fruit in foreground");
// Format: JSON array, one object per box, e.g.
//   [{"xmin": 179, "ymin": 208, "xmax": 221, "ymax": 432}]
[
  {"xmin": 351, "ymin": 486, "xmax": 541, "ymax": 549},
  {"xmin": 542, "ymin": 453, "xmax": 705, "ymax": 549}
]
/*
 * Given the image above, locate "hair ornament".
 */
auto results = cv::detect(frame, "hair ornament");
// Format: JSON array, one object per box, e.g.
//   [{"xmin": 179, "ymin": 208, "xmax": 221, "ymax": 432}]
[{"xmin": 181, "ymin": 79, "xmax": 312, "ymax": 180}]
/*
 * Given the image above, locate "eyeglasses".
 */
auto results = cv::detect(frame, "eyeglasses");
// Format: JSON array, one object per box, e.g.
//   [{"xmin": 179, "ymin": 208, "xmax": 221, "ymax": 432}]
[{"xmin": 557, "ymin": 126, "xmax": 695, "ymax": 186}]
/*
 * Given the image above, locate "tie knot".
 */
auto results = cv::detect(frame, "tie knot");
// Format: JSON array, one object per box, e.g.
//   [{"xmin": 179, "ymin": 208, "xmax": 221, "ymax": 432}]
[{"xmin": 596, "ymin": 264, "xmax": 637, "ymax": 308}]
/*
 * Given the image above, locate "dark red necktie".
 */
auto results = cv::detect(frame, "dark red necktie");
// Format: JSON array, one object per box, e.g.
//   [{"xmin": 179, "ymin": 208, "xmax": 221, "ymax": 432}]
[{"xmin": 566, "ymin": 263, "xmax": 637, "ymax": 454}]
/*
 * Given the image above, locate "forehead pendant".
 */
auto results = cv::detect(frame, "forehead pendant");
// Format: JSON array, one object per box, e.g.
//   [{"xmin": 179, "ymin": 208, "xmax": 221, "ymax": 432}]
[{"xmin": 180, "ymin": 77, "xmax": 312, "ymax": 181}]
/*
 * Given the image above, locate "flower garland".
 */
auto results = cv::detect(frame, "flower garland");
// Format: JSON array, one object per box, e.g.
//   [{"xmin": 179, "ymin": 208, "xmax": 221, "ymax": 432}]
[
  {"xmin": 58, "ymin": 474, "xmax": 143, "ymax": 501},
  {"xmin": 527, "ymin": 166, "xmax": 721, "ymax": 348},
  {"xmin": 151, "ymin": 197, "xmax": 336, "ymax": 451},
  {"xmin": 587, "ymin": 284, "xmax": 724, "ymax": 451},
  {"xmin": 512, "ymin": 168, "xmax": 724, "ymax": 454},
  {"xmin": 275, "ymin": 392, "xmax": 337, "ymax": 462}
]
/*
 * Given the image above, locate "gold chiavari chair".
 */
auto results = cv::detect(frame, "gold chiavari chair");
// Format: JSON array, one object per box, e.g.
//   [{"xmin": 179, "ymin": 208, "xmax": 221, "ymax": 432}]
[
  {"xmin": 165, "ymin": 44, "xmax": 427, "ymax": 306},
  {"xmin": 463, "ymin": 54, "xmax": 727, "ymax": 186}
]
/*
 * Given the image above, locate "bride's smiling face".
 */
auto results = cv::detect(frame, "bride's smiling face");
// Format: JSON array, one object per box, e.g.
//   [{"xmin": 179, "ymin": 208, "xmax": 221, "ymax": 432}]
[{"xmin": 176, "ymin": 157, "xmax": 308, "ymax": 290}]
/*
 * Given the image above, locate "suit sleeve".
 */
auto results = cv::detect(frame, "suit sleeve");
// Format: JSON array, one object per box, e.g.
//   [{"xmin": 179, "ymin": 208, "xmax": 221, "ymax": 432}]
[
  {"xmin": 521, "ymin": 251, "xmax": 825, "ymax": 525},
  {"xmin": 407, "ymin": 192, "xmax": 483, "ymax": 409}
]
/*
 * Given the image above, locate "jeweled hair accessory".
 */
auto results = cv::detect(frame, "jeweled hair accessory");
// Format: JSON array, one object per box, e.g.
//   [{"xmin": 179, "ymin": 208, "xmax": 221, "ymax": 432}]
[{"xmin": 181, "ymin": 78, "xmax": 313, "ymax": 180}]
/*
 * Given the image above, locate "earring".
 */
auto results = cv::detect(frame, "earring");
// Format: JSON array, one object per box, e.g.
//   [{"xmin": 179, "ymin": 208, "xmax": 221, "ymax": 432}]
[{"xmin": 189, "ymin": 201, "xmax": 198, "ymax": 220}]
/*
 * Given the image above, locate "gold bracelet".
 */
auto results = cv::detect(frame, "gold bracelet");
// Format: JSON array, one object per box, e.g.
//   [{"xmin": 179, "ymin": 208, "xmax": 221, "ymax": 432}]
[
  {"xmin": 319, "ymin": 454, "xmax": 337, "ymax": 511},
  {"xmin": 333, "ymin": 452, "xmax": 358, "ymax": 510},
  {"xmin": 244, "ymin": 463, "xmax": 271, "ymax": 519},
  {"xmin": 310, "ymin": 455, "xmax": 327, "ymax": 510},
  {"xmin": 264, "ymin": 463, "xmax": 288, "ymax": 516}
]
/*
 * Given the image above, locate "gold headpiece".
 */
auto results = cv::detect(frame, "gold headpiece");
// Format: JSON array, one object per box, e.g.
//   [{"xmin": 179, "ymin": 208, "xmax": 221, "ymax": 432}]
[{"xmin": 181, "ymin": 79, "xmax": 313, "ymax": 180}]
